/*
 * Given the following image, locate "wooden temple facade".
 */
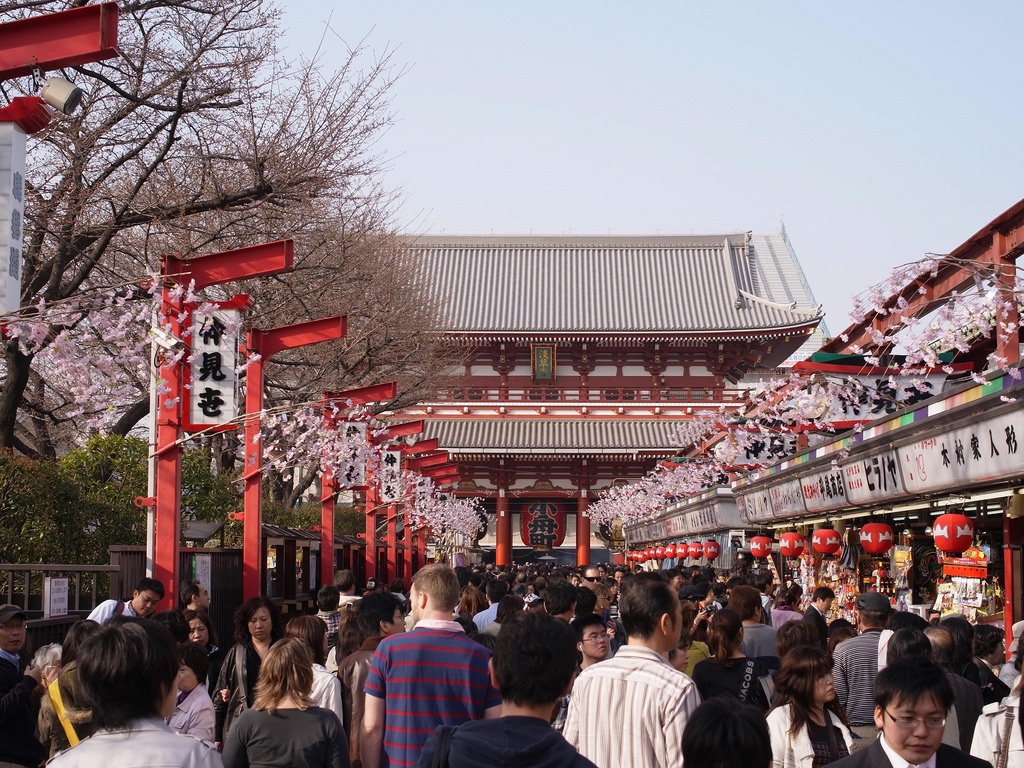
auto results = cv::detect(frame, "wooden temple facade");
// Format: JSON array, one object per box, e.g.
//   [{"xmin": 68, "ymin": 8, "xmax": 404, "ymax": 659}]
[{"xmin": 400, "ymin": 230, "xmax": 825, "ymax": 564}]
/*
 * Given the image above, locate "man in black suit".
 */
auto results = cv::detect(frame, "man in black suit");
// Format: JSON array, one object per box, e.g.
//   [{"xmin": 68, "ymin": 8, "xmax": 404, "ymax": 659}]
[
  {"xmin": 827, "ymin": 657, "xmax": 993, "ymax": 768},
  {"xmin": 802, "ymin": 585, "xmax": 834, "ymax": 648}
]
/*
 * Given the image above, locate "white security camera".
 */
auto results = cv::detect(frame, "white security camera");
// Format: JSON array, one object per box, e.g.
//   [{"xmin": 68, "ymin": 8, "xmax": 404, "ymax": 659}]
[{"xmin": 40, "ymin": 77, "xmax": 84, "ymax": 114}]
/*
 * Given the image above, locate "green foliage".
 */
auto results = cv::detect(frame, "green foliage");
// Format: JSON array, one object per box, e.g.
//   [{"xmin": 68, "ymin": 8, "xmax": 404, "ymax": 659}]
[{"xmin": 0, "ymin": 435, "xmax": 242, "ymax": 564}]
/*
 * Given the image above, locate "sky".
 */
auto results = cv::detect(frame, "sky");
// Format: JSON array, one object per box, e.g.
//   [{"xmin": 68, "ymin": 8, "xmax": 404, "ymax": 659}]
[{"xmin": 278, "ymin": 2, "xmax": 1024, "ymax": 335}]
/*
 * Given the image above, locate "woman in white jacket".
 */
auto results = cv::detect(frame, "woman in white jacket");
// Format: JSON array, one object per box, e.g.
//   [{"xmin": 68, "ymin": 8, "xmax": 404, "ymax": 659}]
[
  {"xmin": 971, "ymin": 677, "xmax": 1022, "ymax": 768},
  {"xmin": 767, "ymin": 645, "xmax": 853, "ymax": 768}
]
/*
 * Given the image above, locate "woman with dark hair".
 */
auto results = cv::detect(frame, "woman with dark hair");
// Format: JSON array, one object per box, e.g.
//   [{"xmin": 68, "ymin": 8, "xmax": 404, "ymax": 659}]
[
  {"xmin": 766, "ymin": 645, "xmax": 852, "ymax": 768},
  {"xmin": 941, "ymin": 614, "xmax": 982, "ymax": 686},
  {"xmin": 826, "ymin": 619, "xmax": 857, "ymax": 656},
  {"xmin": 48, "ymin": 621, "xmax": 221, "ymax": 767},
  {"xmin": 973, "ymin": 623, "xmax": 1012, "ymax": 706},
  {"xmin": 184, "ymin": 609, "xmax": 224, "ymax": 696},
  {"xmin": 480, "ymin": 594, "xmax": 524, "ymax": 637},
  {"xmin": 37, "ymin": 619, "xmax": 101, "ymax": 758},
  {"xmin": 214, "ymin": 596, "xmax": 284, "ymax": 747},
  {"xmin": 221, "ymin": 637, "xmax": 348, "ymax": 768},
  {"xmin": 691, "ymin": 608, "xmax": 771, "ymax": 713},
  {"xmin": 285, "ymin": 615, "xmax": 344, "ymax": 720},
  {"xmin": 168, "ymin": 642, "xmax": 215, "ymax": 743},
  {"xmin": 683, "ymin": 696, "xmax": 773, "ymax": 768},
  {"xmin": 771, "ymin": 585, "xmax": 805, "ymax": 628},
  {"xmin": 777, "ymin": 621, "xmax": 820, "ymax": 666},
  {"xmin": 456, "ymin": 585, "xmax": 487, "ymax": 619}
]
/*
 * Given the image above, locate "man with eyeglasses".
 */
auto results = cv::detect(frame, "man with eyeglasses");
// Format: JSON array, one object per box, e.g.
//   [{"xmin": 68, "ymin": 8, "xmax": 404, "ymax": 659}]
[
  {"xmin": 572, "ymin": 614, "xmax": 611, "ymax": 672},
  {"xmin": 827, "ymin": 657, "xmax": 991, "ymax": 768}
]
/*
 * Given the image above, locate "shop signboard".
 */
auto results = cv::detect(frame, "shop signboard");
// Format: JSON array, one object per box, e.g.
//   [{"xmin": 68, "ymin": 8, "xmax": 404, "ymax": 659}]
[
  {"xmin": 841, "ymin": 450, "xmax": 908, "ymax": 504},
  {"xmin": 898, "ymin": 410, "xmax": 1024, "ymax": 494},
  {"xmin": 801, "ymin": 468, "xmax": 848, "ymax": 513},
  {"xmin": 767, "ymin": 478, "xmax": 807, "ymax": 520},
  {"xmin": 736, "ymin": 488, "xmax": 774, "ymax": 523}
]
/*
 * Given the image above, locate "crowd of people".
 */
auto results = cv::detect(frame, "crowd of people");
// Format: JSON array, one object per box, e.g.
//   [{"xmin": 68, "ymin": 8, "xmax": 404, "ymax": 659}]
[{"xmin": 0, "ymin": 562, "xmax": 1021, "ymax": 768}]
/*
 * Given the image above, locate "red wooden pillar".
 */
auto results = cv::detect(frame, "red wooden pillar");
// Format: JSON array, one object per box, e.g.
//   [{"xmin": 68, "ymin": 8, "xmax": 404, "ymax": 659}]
[
  {"xmin": 1004, "ymin": 510, "xmax": 1023, "ymax": 653},
  {"xmin": 576, "ymin": 491, "xmax": 591, "ymax": 566},
  {"xmin": 418, "ymin": 527, "xmax": 429, "ymax": 566},
  {"xmin": 496, "ymin": 489, "xmax": 511, "ymax": 565},
  {"xmin": 364, "ymin": 484, "xmax": 378, "ymax": 582},
  {"xmin": 319, "ymin": 469, "xmax": 336, "ymax": 589},
  {"xmin": 242, "ymin": 316, "xmax": 345, "ymax": 601},
  {"xmin": 402, "ymin": 503, "xmax": 414, "ymax": 581},
  {"xmin": 386, "ymin": 503, "xmax": 398, "ymax": 584}
]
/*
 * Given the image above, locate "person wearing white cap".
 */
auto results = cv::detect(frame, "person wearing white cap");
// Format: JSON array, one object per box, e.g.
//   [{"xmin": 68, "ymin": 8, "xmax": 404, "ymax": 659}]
[{"xmin": 0, "ymin": 604, "xmax": 45, "ymax": 767}]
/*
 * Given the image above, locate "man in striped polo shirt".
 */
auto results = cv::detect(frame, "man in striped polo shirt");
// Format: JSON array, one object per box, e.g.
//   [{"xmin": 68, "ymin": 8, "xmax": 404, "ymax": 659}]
[
  {"xmin": 833, "ymin": 590, "xmax": 892, "ymax": 751},
  {"xmin": 362, "ymin": 564, "xmax": 502, "ymax": 768}
]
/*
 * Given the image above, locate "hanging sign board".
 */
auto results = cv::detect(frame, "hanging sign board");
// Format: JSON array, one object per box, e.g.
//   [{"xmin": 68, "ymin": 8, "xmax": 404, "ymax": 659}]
[
  {"xmin": 184, "ymin": 300, "xmax": 244, "ymax": 431},
  {"xmin": 0, "ymin": 124, "xmax": 25, "ymax": 314},
  {"xmin": 801, "ymin": 468, "xmax": 848, "ymax": 513},
  {"xmin": 841, "ymin": 450, "xmax": 908, "ymax": 504}
]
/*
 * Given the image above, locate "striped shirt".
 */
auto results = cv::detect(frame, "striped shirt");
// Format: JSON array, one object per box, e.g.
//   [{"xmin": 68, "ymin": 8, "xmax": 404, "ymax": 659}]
[
  {"xmin": 563, "ymin": 644, "xmax": 702, "ymax": 768},
  {"xmin": 364, "ymin": 625, "xmax": 501, "ymax": 768},
  {"xmin": 832, "ymin": 628, "xmax": 882, "ymax": 725}
]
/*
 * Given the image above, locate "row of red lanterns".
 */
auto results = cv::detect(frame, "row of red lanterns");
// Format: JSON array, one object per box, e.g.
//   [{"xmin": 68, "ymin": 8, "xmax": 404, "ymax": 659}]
[
  {"xmin": 747, "ymin": 512, "xmax": 975, "ymax": 560},
  {"xmin": 627, "ymin": 540, "xmax": 721, "ymax": 562}
]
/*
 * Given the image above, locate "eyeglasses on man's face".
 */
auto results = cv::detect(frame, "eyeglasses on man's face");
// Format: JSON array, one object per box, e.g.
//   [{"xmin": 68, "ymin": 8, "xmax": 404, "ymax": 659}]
[
  {"xmin": 582, "ymin": 575, "xmax": 600, "ymax": 582},
  {"xmin": 581, "ymin": 633, "xmax": 608, "ymax": 644},
  {"xmin": 883, "ymin": 710, "xmax": 946, "ymax": 730}
]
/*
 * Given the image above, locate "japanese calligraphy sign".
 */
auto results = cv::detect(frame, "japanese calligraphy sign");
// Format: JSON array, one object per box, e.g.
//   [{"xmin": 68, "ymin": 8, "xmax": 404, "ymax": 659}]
[
  {"xmin": 335, "ymin": 421, "xmax": 368, "ymax": 489},
  {"xmin": 185, "ymin": 303, "xmax": 242, "ymax": 431},
  {"xmin": 800, "ymin": 468, "xmax": 848, "ymax": 513},
  {"xmin": 767, "ymin": 478, "xmax": 806, "ymax": 519},
  {"xmin": 378, "ymin": 450, "xmax": 403, "ymax": 503},
  {"xmin": 520, "ymin": 501, "xmax": 565, "ymax": 550},
  {"xmin": 898, "ymin": 410, "xmax": 1024, "ymax": 494},
  {"xmin": 736, "ymin": 488, "xmax": 775, "ymax": 523},
  {"xmin": 841, "ymin": 450, "xmax": 908, "ymax": 504},
  {"xmin": 0, "ymin": 124, "xmax": 25, "ymax": 314}
]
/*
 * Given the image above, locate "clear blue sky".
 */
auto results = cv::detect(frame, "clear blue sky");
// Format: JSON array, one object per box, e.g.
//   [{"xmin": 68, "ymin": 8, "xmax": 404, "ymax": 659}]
[{"xmin": 279, "ymin": 2, "xmax": 1024, "ymax": 333}]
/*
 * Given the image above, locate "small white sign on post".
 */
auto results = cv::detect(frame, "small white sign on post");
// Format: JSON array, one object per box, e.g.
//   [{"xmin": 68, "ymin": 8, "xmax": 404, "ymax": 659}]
[
  {"xmin": 195, "ymin": 554, "xmax": 213, "ymax": 597},
  {"xmin": 44, "ymin": 577, "xmax": 69, "ymax": 619}
]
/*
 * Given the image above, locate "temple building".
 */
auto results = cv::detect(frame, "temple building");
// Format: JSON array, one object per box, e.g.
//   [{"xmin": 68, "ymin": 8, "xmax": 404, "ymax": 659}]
[{"xmin": 400, "ymin": 229, "xmax": 826, "ymax": 564}]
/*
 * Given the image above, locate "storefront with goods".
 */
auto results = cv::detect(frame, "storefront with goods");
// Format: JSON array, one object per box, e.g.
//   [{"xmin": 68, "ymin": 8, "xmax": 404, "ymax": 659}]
[{"xmin": 625, "ymin": 365, "xmax": 1024, "ymax": 642}]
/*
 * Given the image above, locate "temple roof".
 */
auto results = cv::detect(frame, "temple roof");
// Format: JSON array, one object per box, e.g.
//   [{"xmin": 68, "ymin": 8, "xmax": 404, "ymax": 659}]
[
  {"xmin": 405, "ymin": 233, "xmax": 823, "ymax": 337},
  {"xmin": 423, "ymin": 418, "xmax": 681, "ymax": 455}
]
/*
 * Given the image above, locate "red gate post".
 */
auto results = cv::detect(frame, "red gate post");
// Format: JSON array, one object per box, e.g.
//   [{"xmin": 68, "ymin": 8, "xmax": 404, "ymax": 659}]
[
  {"xmin": 399, "ymin": 438, "xmax": 438, "ymax": 579},
  {"xmin": 238, "ymin": 316, "xmax": 346, "ymax": 601},
  {"xmin": 148, "ymin": 241, "xmax": 293, "ymax": 610},
  {"xmin": 576, "ymin": 491, "xmax": 591, "ymax": 566},
  {"xmin": 318, "ymin": 383, "xmax": 399, "ymax": 589},
  {"xmin": 370, "ymin": 421, "xmax": 424, "ymax": 583}
]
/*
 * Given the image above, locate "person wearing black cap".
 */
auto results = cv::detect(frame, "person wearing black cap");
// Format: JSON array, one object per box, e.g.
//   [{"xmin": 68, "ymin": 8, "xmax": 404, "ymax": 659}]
[
  {"xmin": 833, "ymin": 591, "xmax": 892, "ymax": 752},
  {"xmin": 0, "ymin": 604, "xmax": 45, "ymax": 767}
]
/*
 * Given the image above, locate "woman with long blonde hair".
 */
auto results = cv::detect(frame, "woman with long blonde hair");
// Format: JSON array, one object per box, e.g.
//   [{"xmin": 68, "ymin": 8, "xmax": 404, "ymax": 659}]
[{"xmin": 221, "ymin": 638, "xmax": 348, "ymax": 768}]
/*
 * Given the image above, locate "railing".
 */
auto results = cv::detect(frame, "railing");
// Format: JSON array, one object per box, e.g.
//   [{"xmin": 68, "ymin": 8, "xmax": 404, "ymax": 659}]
[
  {"xmin": 437, "ymin": 386, "xmax": 747, "ymax": 404},
  {"xmin": 0, "ymin": 563, "xmax": 122, "ymax": 615}
]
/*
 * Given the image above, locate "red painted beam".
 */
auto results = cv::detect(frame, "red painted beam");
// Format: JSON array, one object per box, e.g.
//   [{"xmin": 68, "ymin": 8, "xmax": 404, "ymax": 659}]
[
  {"xmin": 377, "ymin": 419, "xmax": 424, "ymax": 442},
  {"xmin": 401, "ymin": 438, "xmax": 438, "ymax": 455},
  {"xmin": 0, "ymin": 3, "xmax": 119, "ymax": 80},
  {"xmin": 407, "ymin": 452, "xmax": 449, "ymax": 471},
  {"xmin": 322, "ymin": 381, "xmax": 397, "ymax": 408},
  {"xmin": 165, "ymin": 240, "xmax": 294, "ymax": 290},
  {"xmin": 251, "ymin": 316, "xmax": 346, "ymax": 358}
]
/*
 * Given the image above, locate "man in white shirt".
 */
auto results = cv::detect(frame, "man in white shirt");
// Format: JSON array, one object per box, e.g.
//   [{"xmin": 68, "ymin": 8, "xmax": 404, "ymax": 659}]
[
  {"xmin": 88, "ymin": 577, "xmax": 165, "ymax": 623},
  {"xmin": 564, "ymin": 572, "xmax": 700, "ymax": 768}
]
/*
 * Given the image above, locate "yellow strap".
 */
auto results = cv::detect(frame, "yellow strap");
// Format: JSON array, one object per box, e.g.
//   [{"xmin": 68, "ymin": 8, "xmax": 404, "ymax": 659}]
[{"xmin": 48, "ymin": 678, "xmax": 80, "ymax": 747}]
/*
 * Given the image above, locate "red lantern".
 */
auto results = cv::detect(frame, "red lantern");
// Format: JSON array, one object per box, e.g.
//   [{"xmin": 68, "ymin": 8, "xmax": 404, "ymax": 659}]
[
  {"xmin": 655, "ymin": 546, "xmax": 665, "ymax": 560},
  {"xmin": 664, "ymin": 543, "xmax": 677, "ymax": 558},
  {"xmin": 859, "ymin": 522, "xmax": 894, "ymax": 555},
  {"xmin": 933, "ymin": 513, "xmax": 973, "ymax": 555},
  {"xmin": 703, "ymin": 540, "xmax": 721, "ymax": 560},
  {"xmin": 812, "ymin": 528, "xmax": 841, "ymax": 555},
  {"xmin": 688, "ymin": 541, "xmax": 704, "ymax": 559},
  {"xmin": 520, "ymin": 501, "xmax": 566, "ymax": 550},
  {"xmin": 636, "ymin": 551, "xmax": 646, "ymax": 563},
  {"xmin": 778, "ymin": 532, "xmax": 805, "ymax": 558},
  {"xmin": 749, "ymin": 535, "xmax": 772, "ymax": 559},
  {"xmin": 643, "ymin": 547, "xmax": 653, "ymax": 559}
]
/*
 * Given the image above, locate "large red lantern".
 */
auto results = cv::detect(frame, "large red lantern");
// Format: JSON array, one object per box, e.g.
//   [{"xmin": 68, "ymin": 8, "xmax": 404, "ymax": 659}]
[
  {"xmin": 688, "ymin": 541, "xmax": 704, "ymax": 559},
  {"xmin": 520, "ymin": 501, "xmax": 566, "ymax": 550},
  {"xmin": 749, "ymin": 535, "xmax": 772, "ymax": 559},
  {"xmin": 703, "ymin": 540, "xmax": 721, "ymax": 560},
  {"xmin": 636, "ymin": 551, "xmax": 646, "ymax": 563},
  {"xmin": 655, "ymin": 546, "xmax": 665, "ymax": 560},
  {"xmin": 812, "ymin": 528, "xmax": 841, "ymax": 555},
  {"xmin": 779, "ymin": 532, "xmax": 805, "ymax": 558},
  {"xmin": 933, "ymin": 513, "xmax": 973, "ymax": 555},
  {"xmin": 859, "ymin": 522, "xmax": 894, "ymax": 555},
  {"xmin": 664, "ymin": 543, "xmax": 677, "ymax": 558}
]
